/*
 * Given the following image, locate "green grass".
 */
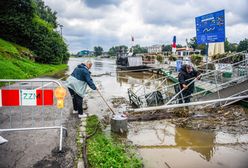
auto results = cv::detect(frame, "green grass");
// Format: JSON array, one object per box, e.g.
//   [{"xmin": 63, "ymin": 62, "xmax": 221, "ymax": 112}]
[
  {"xmin": 0, "ymin": 38, "xmax": 67, "ymax": 80},
  {"xmin": 86, "ymin": 115, "xmax": 142, "ymax": 168},
  {"xmin": 0, "ymin": 38, "xmax": 18, "ymax": 54}
]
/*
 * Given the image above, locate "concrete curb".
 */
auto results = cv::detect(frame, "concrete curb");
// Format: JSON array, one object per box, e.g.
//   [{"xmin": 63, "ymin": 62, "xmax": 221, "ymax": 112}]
[{"xmin": 77, "ymin": 117, "xmax": 87, "ymax": 168}]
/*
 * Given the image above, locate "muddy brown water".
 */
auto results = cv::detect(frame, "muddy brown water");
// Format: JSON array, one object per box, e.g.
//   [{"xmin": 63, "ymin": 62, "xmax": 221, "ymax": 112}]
[
  {"xmin": 64, "ymin": 57, "xmax": 248, "ymax": 168},
  {"xmin": 128, "ymin": 120, "xmax": 248, "ymax": 168}
]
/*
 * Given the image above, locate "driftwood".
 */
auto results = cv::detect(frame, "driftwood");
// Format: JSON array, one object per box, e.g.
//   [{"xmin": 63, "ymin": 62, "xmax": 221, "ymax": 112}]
[
  {"xmin": 127, "ymin": 108, "xmax": 191, "ymax": 122},
  {"xmin": 127, "ymin": 110, "xmax": 176, "ymax": 121},
  {"xmin": 92, "ymin": 72, "xmax": 111, "ymax": 77}
]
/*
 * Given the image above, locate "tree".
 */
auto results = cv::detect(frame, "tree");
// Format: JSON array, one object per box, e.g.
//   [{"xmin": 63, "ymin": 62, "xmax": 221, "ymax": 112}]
[
  {"xmin": 0, "ymin": 0, "xmax": 35, "ymax": 45},
  {"xmin": 162, "ymin": 44, "xmax": 182, "ymax": 52},
  {"xmin": 176, "ymin": 44, "xmax": 183, "ymax": 48},
  {"xmin": 108, "ymin": 45, "xmax": 128, "ymax": 56},
  {"xmin": 108, "ymin": 47, "xmax": 116, "ymax": 56},
  {"xmin": 237, "ymin": 38, "xmax": 248, "ymax": 52},
  {"xmin": 94, "ymin": 46, "xmax": 103, "ymax": 56},
  {"xmin": 162, "ymin": 45, "xmax": 172, "ymax": 52},
  {"xmin": 188, "ymin": 37, "xmax": 207, "ymax": 55},
  {"xmin": 188, "ymin": 37, "xmax": 198, "ymax": 50},
  {"xmin": 224, "ymin": 38, "xmax": 237, "ymax": 52},
  {"xmin": 0, "ymin": 0, "xmax": 69, "ymax": 64},
  {"xmin": 34, "ymin": 0, "xmax": 58, "ymax": 28},
  {"xmin": 132, "ymin": 45, "xmax": 148, "ymax": 54}
]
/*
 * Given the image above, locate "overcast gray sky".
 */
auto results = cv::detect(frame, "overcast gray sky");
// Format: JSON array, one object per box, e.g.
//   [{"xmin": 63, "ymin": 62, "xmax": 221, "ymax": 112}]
[{"xmin": 44, "ymin": 0, "xmax": 248, "ymax": 53}]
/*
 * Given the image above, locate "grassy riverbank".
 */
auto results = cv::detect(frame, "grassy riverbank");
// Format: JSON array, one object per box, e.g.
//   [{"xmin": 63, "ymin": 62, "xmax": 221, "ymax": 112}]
[
  {"xmin": 0, "ymin": 38, "xmax": 67, "ymax": 79},
  {"xmin": 85, "ymin": 115, "xmax": 142, "ymax": 168}
]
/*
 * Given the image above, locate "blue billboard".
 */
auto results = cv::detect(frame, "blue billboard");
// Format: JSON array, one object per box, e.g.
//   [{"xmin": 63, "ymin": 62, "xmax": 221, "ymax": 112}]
[{"xmin": 195, "ymin": 10, "xmax": 225, "ymax": 44}]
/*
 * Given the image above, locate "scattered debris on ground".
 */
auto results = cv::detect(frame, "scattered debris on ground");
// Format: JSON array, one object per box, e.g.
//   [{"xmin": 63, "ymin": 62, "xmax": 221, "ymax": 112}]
[
  {"xmin": 170, "ymin": 105, "xmax": 248, "ymax": 134},
  {"xmin": 111, "ymin": 97, "xmax": 129, "ymax": 108},
  {"xmin": 127, "ymin": 105, "xmax": 248, "ymax": 134}
]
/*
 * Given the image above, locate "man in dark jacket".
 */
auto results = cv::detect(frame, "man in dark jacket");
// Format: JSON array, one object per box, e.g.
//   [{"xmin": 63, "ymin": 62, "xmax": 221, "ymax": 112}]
[
  {"xmin": 178, "ymin": 64, "xmax": 200, "ymax": 103},
  {"xmin": 65, "ymin": 61, "xmax": 97, "ymax": 118}
]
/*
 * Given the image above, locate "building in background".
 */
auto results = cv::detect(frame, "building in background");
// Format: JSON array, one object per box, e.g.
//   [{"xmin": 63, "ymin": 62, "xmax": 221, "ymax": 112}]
[
  {"xmin": 176, "ymin": 48, "xmax": 201, "ymax": 56},
  {"xmin": 146, "ymin": 45, "xmax": 162, "ymax": 53},
  {"xmin": 77, "ymin": 50, "xmax": 93, "ymax": 57},
  {"xmin": 208, "ymin": 42, "xmax": 225, "ymax": 61},
  {"xmin": 100, "ymin": 52, "xmax": 110, "ymax": 58}
]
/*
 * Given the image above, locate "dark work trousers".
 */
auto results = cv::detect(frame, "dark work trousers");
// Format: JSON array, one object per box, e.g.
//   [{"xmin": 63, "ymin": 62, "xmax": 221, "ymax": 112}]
[
  {"xmin": 179, "ymin": 90, "xmax": 191, "ymax": 103},
  {"xmin": 68, "ymin": 88, "xmax": 83, "ymax": 115},
  {"xmin": 175, "ymin": 85, "xmax": 191, "ymax": 104}
]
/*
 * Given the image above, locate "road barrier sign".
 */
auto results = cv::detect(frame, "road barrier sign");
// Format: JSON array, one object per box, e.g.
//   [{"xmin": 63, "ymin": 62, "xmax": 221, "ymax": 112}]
[
  {"xmin": 0, "ymin": 79, "xmax": 66, "ymax": 151},
  {"xmin": 2, "ymin": 90, "xmax": 19, "ymax": 106},
  {"xmin": 0, "ymin": 89, "xmax": 53, "ymax": 106},
  {"xmin": 0, "ymin": 90, "xmax": 2, "ymax": 107},
  {"xmin": 36, "ymin": 90, "xmax": 54, "ymax": 106},
  {"xmin": 195, "ymin": 10, "xmax": 225, "ymax": 44}
]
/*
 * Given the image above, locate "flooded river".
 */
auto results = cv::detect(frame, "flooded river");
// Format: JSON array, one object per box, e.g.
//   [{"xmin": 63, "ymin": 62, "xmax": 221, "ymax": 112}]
[
  {"xmin": 64, "ymin": 57, "xmax": 248, "ymax": 168},
  {"xmin": 129, "ymin": 120, "xmax": 248, "ymax": 168}
]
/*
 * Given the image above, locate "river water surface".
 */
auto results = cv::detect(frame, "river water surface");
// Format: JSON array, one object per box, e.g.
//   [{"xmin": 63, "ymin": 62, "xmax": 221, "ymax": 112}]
[{"xmin": 64, "ymin": 57, "xmax": 248, "ymax": 168}]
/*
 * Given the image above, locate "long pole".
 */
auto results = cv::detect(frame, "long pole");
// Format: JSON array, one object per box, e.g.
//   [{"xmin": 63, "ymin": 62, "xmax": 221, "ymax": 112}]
[
  {"xmin": 165, "ymin": 75, "xmax": 201, "ymax": 105},
  {"xmin": 59, "ymin": 24, "xmax": 63, "ymax": 36},
  {"xmin": 128, "ymin": 95, "xmax": 248, "ymax": 113},
  {"xmin": 97, "ymin": 90, "xmax": 115, "ymax": 115},
  {"xmin": 206, "ymin": 43, "xmax": 208, "ymax": 72}
]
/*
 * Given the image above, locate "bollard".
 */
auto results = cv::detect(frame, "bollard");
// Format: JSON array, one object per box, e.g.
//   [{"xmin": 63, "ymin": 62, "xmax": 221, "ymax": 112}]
[{"xmin": 111, "ymin": 114, "xmax": 128, "ymax": 133}]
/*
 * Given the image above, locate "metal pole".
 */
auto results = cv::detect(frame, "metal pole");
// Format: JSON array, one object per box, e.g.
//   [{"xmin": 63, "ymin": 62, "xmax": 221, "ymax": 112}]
[
  {"xmin": 165, "ymin": 75, "xmax": 201, "ymax": 105},
  {"xmin": 97, "ymin": 90, "xmax": 115, "ymax": 115},
  {"xmin": 128, "ymin": 95, "xmax": 248, "ymax": 113},
  {"xmin": 214, "ymin": 71, "xmax": 221, "ymax": 99},
  {"xmin": 0, "ymin": 126, "xmax": 66, "ymax": 132},
  {"xmin": 206, "ymin": 43, "xmax": 209, "ymax": 72},
  {"xmin": 59, "ymin": 125, "xmax": 63, "ymax": 151},
  {"xmin": 19, "ymin": 83, "xmax": 23, "ymax": 127},
  {"xmin": 59, "ymin": 24, "xmax": 63, "ymax": 36},
  {"xmin": 0, "ymin": 79, "xmax": 62, "ymax": 87}
]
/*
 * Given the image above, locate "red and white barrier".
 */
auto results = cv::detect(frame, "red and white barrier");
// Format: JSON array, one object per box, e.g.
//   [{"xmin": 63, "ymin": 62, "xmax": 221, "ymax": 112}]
[
  {"xmin": 0, "ymin": 89, "xmax": 53, "ymax": 107},
  {"xmin": 0, "ymin": 90, "xmax": 2, "ymax": 107}
]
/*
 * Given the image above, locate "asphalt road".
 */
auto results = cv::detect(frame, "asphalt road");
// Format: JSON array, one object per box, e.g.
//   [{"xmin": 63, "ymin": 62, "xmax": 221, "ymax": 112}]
[{"xmin": 0, "ymin": 87, "xmax": 79, "ymax": 168}]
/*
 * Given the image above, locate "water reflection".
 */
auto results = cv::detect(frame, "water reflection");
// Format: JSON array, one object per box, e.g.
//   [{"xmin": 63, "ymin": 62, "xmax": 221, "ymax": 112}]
[
  {"xmin": 91, "ymin": 59, "xmax": 116, "ymax": 73},
  {"xmin": 128, "ymin": 120, "xmax": 248, "ymax": 165},
  {"xmin": 116, "ymin": 71, "xmax": 155, "ymax": 87},
  {"xmin": 175, "ymin": 127, "xmax": 215, "ymax": 161},
  {"xmin": 94, "ymin": 60, "xmax": 103, "ymax": 67}
]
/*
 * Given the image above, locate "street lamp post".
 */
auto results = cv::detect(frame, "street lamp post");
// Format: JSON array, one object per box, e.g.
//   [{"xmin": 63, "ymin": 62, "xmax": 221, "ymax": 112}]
[
  {"xmin": 58, "ymin": 24, "xmax": 63, "ymax": 36},
  {"xmin": 58, "ymin": 24, "xmax": 64, "ymax": 64}
]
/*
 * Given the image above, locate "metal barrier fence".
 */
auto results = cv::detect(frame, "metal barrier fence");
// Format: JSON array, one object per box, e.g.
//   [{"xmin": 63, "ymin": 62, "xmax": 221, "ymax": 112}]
[
  {"xmin": 0, "ymin": 79, "xmax": 66, "ymax": 151},
  {"xmin": 128, "ymin": 52, "xmax": 248, "ymax": 108}
]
